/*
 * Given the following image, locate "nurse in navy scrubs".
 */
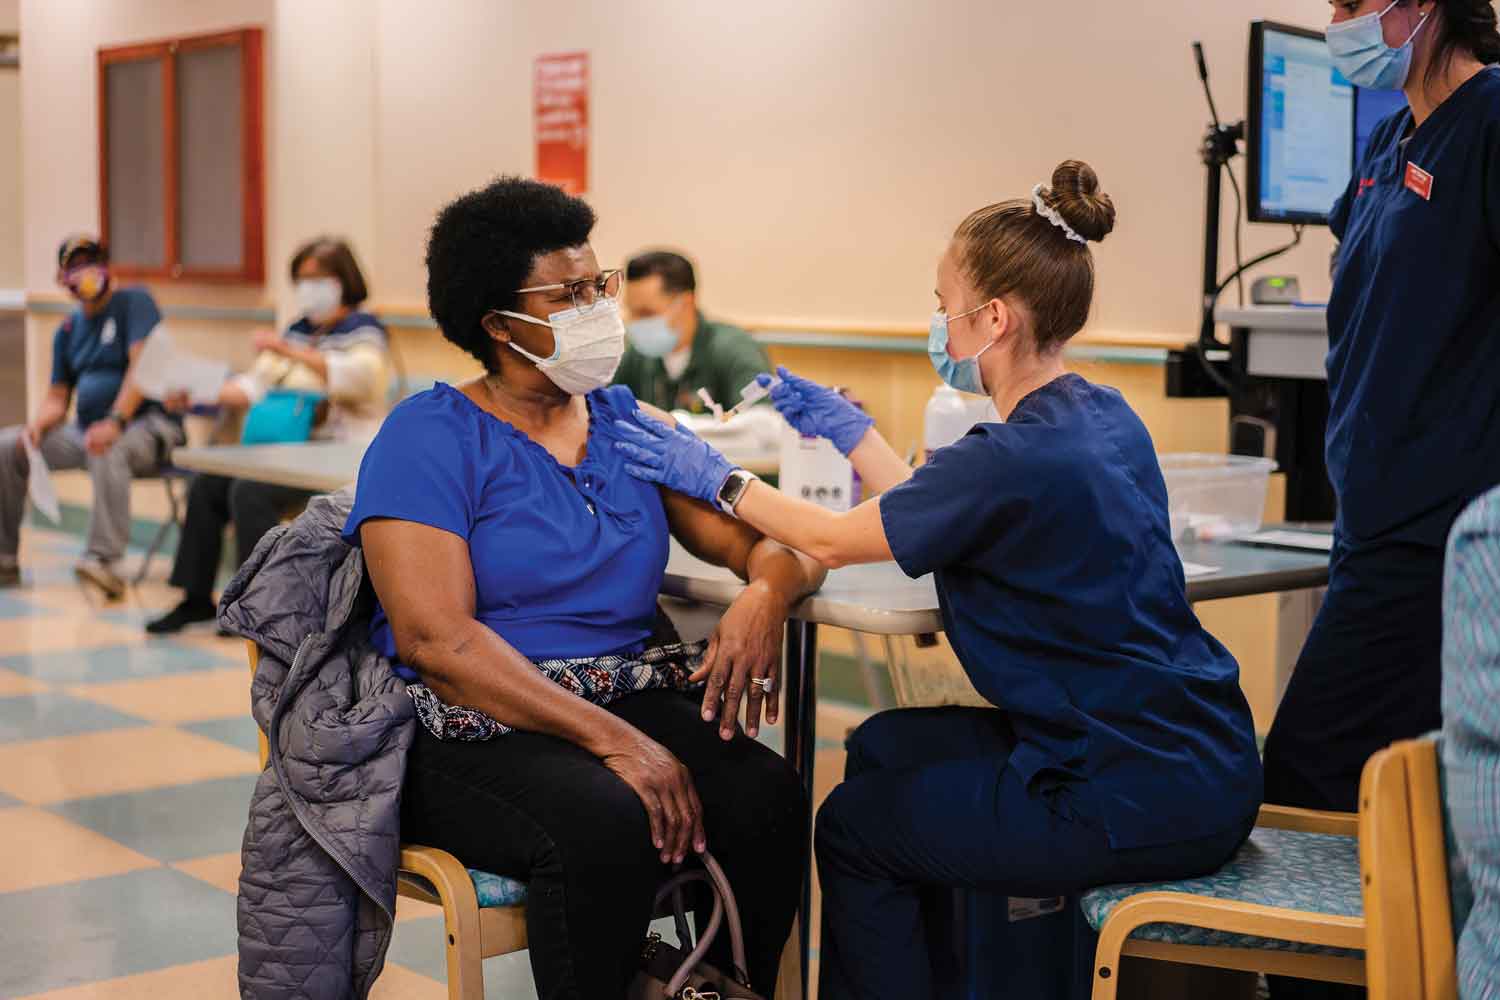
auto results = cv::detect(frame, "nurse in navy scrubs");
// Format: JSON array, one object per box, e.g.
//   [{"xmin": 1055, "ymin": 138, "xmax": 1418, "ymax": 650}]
[
  {"xmin": 1259, "ymin": 1, "xmax": 1500, "ymax": 825},
  {"xmin": 612, "ymin": 160, "xmax": 1264, "ymax": 1000}
]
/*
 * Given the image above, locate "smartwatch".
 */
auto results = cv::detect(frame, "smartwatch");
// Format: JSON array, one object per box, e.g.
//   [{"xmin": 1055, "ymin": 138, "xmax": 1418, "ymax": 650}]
[
  {"xmin": 715, "ymin": 469, "xmax": 757, "ymax": 518},
  {"xmin": 109, "ymin": 411, "xmax": 129, "ymax": 431}
]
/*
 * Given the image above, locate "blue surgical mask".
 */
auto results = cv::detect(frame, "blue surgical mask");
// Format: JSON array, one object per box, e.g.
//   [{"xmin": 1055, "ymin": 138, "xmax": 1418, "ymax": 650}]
[
  {"xmin": 927, "ymin": 305, "xmax": 995, "ymax": 395},
  {"xmin": 626, "ymin": 316, "xmax": 679, "ymax": 358},
  {"xmin": 1327, "ymin": 0, "xmax": 1430, "ymax": 91}
]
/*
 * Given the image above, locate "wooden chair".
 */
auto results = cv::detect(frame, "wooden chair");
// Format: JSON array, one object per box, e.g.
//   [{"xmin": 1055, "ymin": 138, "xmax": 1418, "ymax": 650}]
[
  {"xmin": 248, "ymin": 643, "xmax": 528, "ymax": 1000},
  {"xmin": 1359, "ymin": 737, "xmax": 1466, "ymax": 1000},
  {"xmin": 1081, "ymin": 804, "xmax": 1366, "ymax": 999}
]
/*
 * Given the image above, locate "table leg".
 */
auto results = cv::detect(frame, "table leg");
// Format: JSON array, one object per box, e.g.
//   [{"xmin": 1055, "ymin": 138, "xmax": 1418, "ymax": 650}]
[{"xmin": 782, "ymin": 619, "xmax": 819, "ymax": 998}]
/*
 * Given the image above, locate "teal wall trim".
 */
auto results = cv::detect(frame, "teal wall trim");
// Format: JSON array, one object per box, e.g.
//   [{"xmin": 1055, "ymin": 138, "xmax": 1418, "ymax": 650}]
[{"xmin": 28, "ymin": 299, "xmax": 276, "ymax": 324}]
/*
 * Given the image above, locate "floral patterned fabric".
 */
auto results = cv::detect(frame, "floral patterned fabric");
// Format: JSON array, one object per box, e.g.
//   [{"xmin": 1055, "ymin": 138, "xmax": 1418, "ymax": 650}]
[
  {"xmin": 405, "ymin": 639, "xmax": 708, "ymax": 741},
  {"xmin": 1080, "ymin": 826, "xmax": 1363, "ymax": 957}
]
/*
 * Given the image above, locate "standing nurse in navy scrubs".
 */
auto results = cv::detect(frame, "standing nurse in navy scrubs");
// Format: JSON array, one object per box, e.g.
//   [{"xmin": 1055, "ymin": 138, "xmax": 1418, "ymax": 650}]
[
  {"xmin": 1260, "ymin": 1, "xmax": 1500, "ymax": 822},
  {"xmin": 611, "ymin": 160, "xmax": 1264, "ymax": 1000}
]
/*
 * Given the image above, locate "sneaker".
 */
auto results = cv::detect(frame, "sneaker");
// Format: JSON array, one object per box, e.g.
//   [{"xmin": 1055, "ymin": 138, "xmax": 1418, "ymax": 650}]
[
  {"xmin": 74, "ymin": 557, "xmax": 127, "ymax": 601},
  {"xmin": 146, "ymin": 598, "xmax": 218, "ymax": 635},
  {"xmin": 0, "ymin": 559, "xmax": 19, "ymax": 588}
]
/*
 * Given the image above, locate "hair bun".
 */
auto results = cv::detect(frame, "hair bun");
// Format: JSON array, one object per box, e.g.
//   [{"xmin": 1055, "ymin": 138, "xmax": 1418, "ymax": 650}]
[{"xmin": 1038, "ymin": 160, "xmax": 1116, "ymax": 243}]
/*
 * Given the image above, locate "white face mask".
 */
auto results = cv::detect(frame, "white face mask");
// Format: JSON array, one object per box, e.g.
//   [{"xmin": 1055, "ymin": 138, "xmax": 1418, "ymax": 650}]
[
  {"xmin": 498, "ymin": 298, "xmax": 627, "ymax": 396},
  {"xmin": 294, "ymin": 278, "xmax": 343, "ymax": 322}
]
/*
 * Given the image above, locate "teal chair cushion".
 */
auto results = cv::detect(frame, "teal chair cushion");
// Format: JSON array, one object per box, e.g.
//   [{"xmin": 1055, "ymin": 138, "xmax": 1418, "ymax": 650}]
[
  {"xmin": 1080, "ymin": 826, "xmax": 1363, "ymax": 958},
  {"xmin": 1442, "ymin": 486, "xmax": 1500, "ymax": 999},
  {"xmin": 467, "ymin": 869, "xmax": 528, "ymax": 909}
]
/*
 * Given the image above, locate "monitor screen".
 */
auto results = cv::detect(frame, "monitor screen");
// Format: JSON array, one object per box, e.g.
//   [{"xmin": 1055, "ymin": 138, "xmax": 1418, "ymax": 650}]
[
  {"xmin": 1354, "ymin": 86, "xmax": 1407, "ymax": 167},
  {"xmin": 1247, "ymin": 21, "xmax": 1355, "ymax": 225}
]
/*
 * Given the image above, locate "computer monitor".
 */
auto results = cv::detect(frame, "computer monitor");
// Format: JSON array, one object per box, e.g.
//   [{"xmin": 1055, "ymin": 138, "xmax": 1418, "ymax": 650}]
[
  {"xmin": 1354, "ymin": 86, "xmax": 1408, "ymax": 167},
  {"xmin": 1246, "ymin": 20, "xmax": 1356, "ymax": 226}
]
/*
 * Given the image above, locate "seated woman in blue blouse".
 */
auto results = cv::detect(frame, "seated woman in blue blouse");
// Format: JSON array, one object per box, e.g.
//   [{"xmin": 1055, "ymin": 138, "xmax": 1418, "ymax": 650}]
[{"xmin": 343, "ymin": 177, "xmax": 825, "ymax": 1000}]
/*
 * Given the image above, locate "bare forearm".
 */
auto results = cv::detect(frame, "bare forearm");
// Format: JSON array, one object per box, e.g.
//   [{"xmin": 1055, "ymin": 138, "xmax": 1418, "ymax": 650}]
[
  {"xmin": 734, "ymin": 481, "xmax": 879, "ymax": 569},
  {"xmin": 744, "ymin": 537, "xmax": 826, "ymax": 608},
  {"xmin": 33, "ymin": 391, "xmax": 71, "ymax": 433},
  {"xmin": 848, "ymin": 428, "xmax": 914, "ymax": 495},
  {"xmin": 405, "ymin": 618, "xmax": 636, "ymax": 756}
]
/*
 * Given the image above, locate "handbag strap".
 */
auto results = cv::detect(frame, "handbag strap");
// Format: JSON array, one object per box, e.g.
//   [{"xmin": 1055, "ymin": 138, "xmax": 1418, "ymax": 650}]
[
  {"xmin": 654, "ymin": 871, "xmax": 723, "ymax": 998},
  {"xmin": 652, "ymin": 852, "xmax": 752, "ymax": 996}
]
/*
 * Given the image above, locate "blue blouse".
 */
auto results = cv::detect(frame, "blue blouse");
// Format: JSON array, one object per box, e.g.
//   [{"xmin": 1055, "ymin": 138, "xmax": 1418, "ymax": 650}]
[
  {"xmin": 343, "ymin": 383, "xmax": 669, "ymax": 681},
  {"xmin": 880, "ymin": 375, "xmax": 1262, "ymax": 850}
]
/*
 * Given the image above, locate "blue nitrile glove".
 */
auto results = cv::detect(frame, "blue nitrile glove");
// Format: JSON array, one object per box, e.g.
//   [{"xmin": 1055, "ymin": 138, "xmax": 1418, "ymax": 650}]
[
  {"xmin": 760, "ymin": 366, "xmax": 874, "ymax": 457},
  {"xmin": 612, "ymin": 410, "xmax": 738, "ymax": 506}
]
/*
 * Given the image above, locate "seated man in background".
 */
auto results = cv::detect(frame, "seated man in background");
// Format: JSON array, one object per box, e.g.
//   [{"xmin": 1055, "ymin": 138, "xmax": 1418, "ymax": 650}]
[
  {"xmin": 0, "ymin": 236, "xmax": 183, "ymax": 598},
  {"xmin": 615, "ymin": 250, "xmax": 770, "ymax": 413}
]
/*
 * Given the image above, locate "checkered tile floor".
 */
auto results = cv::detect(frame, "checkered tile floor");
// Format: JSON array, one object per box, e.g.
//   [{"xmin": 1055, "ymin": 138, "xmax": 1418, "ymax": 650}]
[{"xmin": 1, "ymin": 525, "xmax": 867, "ymax": 998}]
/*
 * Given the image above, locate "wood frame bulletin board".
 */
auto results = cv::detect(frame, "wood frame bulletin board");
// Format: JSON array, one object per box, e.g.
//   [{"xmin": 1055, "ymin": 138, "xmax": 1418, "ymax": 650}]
[{"xmin": 97, "ymin": 27, "xmax": 264, "ymax": 284}]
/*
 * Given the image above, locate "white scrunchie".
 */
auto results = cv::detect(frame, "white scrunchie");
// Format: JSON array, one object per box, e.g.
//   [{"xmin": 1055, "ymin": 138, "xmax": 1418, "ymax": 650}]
[{"xmin": 1032, "ymin": 184, "xmax": 1088, "ymax": 245}]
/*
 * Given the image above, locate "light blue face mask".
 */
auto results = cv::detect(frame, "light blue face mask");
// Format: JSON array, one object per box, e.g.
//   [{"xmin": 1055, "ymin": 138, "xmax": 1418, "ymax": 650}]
[
  {"xmin": 927, "ymin": 304, "xmax": 995, "ymax": 395},
  {"xmin": 626, "ymin": 316, "xmax": 679, "ymax": 358},
  {"xmin": 1326, "ymin": 0, "xmax": 1430, "ymax": 91}
]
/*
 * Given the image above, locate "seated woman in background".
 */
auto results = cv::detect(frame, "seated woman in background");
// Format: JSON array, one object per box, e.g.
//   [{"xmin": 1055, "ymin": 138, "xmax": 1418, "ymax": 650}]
[
  {"xmin": 146, "ymin": 238, "xmax": 390, "ymax": 634},
  {"xmin": 344, "ymin": 177, "xmax": 824, "ymax": 1000}
]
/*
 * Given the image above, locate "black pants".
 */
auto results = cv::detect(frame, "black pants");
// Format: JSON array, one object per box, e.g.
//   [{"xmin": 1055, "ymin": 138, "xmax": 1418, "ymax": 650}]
[
  {"xmin": 401, "ymin": 690, "xmax": 807, "ymax": 1000},
  {"xmin": 1262, "ymin": 539, "xmax": 1445, "ymax": 1000},
  {"xmin": 168, "ymin": 474, "xmax": 314, "ymax": 601}
]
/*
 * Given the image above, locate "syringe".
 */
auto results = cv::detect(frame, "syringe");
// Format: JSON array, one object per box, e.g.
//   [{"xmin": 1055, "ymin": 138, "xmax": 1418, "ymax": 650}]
[{"xmin": 723, "ymin": 375, "xmax": 782, "ymax": 419}]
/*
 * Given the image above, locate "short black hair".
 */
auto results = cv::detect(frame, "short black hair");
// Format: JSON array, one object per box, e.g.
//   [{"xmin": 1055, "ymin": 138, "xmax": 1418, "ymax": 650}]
[
  {"xmin": 626, "ymin": 250, "xmax": 697, "ymax": 295},
  {"xmin": 290, "ymin": 237, "xmax": 369, "ymax": 307},
  {"xmin": 426, "ymin": 177, "xmax": 597, "ymax": 371}
]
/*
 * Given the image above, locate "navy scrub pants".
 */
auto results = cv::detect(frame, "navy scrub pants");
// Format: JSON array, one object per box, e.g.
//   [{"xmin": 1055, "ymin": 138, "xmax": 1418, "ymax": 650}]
[
  {"xmin": 1261, "ymin": 539, "xmax": 1445, "ymax": 1000},
  {"xmin": 814, "ymin": 708, "xmax": 1254, "ymax": 1000}
]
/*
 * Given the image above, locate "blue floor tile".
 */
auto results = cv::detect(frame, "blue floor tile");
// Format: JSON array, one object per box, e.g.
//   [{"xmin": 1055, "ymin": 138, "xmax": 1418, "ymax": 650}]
[
  {"xmin": 0, "ymin": 592, "xmax": 56, "ymax": 620},
  {"xmin": 0, "ymin": 641, "xmax": 235, "ymax": 683},
  {"xmin": 385, "ymin": 914, "xmax": 539, "ymax": 995},
  {"xmin": 0, "ymin": 692, "xmax": 149, "ymax": 743},
  {"xmin": 182, "ymin": 715, "xmax": 263, "ymax": 755},
  {"xmin": 49, "ymin": 773, "xmax": 258, "ymax": 862},
  {"xmin": 0, "ymin": 867, "xmax": 238, "ymax": 996}
]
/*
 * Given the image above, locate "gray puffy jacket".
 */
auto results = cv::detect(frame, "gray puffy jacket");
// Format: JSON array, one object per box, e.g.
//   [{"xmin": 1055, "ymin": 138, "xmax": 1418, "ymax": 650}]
[{"xmin": 222, "ymin": 489, "xmax": 416, "ymax": 999}]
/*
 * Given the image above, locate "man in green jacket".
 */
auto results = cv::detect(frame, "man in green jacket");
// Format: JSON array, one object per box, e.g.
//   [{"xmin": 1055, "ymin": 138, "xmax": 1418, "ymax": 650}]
[{"xmin": 616, "ymin": 250, "xmax": 770, "ymax": 413}]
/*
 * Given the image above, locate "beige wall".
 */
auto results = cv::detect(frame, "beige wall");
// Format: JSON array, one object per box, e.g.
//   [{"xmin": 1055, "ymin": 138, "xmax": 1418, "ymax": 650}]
[
  {"xmin": 368, "ymin": 0, "xmax": 1341, "ymax": 331},
  {"xmin": 0, "ymin": 0, "xmax": 20, "ymax": 293}
]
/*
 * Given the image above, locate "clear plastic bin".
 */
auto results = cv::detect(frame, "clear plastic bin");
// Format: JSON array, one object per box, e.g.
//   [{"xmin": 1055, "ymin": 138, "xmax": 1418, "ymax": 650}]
[{"xmin": 1160, "ymin": 453, "xmax": 1277, "ymax": 544}]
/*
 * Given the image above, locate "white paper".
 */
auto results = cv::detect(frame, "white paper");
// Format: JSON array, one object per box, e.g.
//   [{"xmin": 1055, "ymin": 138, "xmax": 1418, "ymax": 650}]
[
  {"xmin": 1243, "ymin": 529, "xmax": 1335, "ymax": 552},
  {"xmin": 1182, "ymin": 561, "xmax": 1220, "ymax": 579},
  {"xmin": 23, "ymin": 438, "xmax": 61, "ymax": 524},
  {"xmin": 131, "ymin": 325, "xmax": 230, "ymax": 405}
]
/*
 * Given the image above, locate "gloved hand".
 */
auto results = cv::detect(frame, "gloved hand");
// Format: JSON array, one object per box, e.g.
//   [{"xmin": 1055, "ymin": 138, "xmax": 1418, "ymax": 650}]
[
  {"xmin": 612, "ymin": 410, "xmax": 738, "ymax": 506},
  {"xmin": 760, "ymin": 366, "xmax": 873, "ymax": 456}
]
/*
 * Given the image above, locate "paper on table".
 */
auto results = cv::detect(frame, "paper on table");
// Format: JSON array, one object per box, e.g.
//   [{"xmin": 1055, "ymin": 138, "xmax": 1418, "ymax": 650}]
[
  {"xmin": 1182, "ymin": 561, "xmax": 1219, "ymax": 579},
  {"xmin": 131, "ymin": 325, "xmax": 230, "ymax": 405},
  {"xmin": 22, "ymin": 437, "xmax": 60, "ymax": 524}
]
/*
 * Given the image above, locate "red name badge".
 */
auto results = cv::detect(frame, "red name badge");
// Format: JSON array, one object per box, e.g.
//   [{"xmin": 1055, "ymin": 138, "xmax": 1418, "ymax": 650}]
[{"xmin": 1405, "ymin": 161, "xmax": 1434, "ymax": 201}]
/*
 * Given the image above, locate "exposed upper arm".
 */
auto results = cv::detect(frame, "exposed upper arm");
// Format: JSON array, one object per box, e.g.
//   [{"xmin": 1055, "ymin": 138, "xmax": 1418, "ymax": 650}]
[
  {"xmin": 634, "ymin": 400, "xmax": 760, "ymax": 578},
  {"xmin": 359, "ymin": 518, "xmax": 478, "ymax": 659}
]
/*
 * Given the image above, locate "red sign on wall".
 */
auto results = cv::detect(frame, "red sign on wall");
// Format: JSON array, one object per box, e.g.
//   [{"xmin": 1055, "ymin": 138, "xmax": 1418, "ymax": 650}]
[{"xmin": 534, "ymin": 52, "xmax": 589, "ymax": 195}]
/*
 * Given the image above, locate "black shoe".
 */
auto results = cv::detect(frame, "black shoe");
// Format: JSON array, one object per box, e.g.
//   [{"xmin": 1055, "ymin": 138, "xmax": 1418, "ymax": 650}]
[{"xmin": 146, "ymin": 598, "xmax": 218, "ymax": 635}]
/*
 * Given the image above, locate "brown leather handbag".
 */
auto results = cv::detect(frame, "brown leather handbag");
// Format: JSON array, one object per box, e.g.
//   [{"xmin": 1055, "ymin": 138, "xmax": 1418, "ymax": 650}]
[{"xmin": 630, "ymin": 852, "xmax": 767, "ymax": 1000}]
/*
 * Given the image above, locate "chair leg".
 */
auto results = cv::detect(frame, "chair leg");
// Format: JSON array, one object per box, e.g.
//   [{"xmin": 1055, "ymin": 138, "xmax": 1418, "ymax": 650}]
[
  {"xmin": 134, "ymin": 477, "xmax": 183, "ymax": 585},
  {"xmin": 1091, "ymin": 929, "xmax": 1126, "ymax": 1000}
]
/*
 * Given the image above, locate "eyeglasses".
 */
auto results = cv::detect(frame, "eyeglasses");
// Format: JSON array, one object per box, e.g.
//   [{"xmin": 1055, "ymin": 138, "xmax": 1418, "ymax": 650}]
[{"xmin": 517, "ymin": 269, "xmax": 623, "ymax": 312}]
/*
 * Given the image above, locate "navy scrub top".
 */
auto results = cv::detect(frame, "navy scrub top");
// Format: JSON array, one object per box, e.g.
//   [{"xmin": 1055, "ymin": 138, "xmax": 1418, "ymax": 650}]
[
  {"xmin": 879, "ymin": 375, "xmax": 1262, "ymax": 850},
  {"xmin": 1326, "ymin": 67, "xmax": 1500, "ymax": 548},
  {"xmin": 344, "ymin": 383, "xmax": 671, "ymax": 682}
]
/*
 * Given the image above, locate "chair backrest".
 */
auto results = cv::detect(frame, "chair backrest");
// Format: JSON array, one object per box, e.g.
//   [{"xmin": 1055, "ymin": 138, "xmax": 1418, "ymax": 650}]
[{"xmin": 1360, "ymin": 738, "xmax": 1458, "ymax": 1000}]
